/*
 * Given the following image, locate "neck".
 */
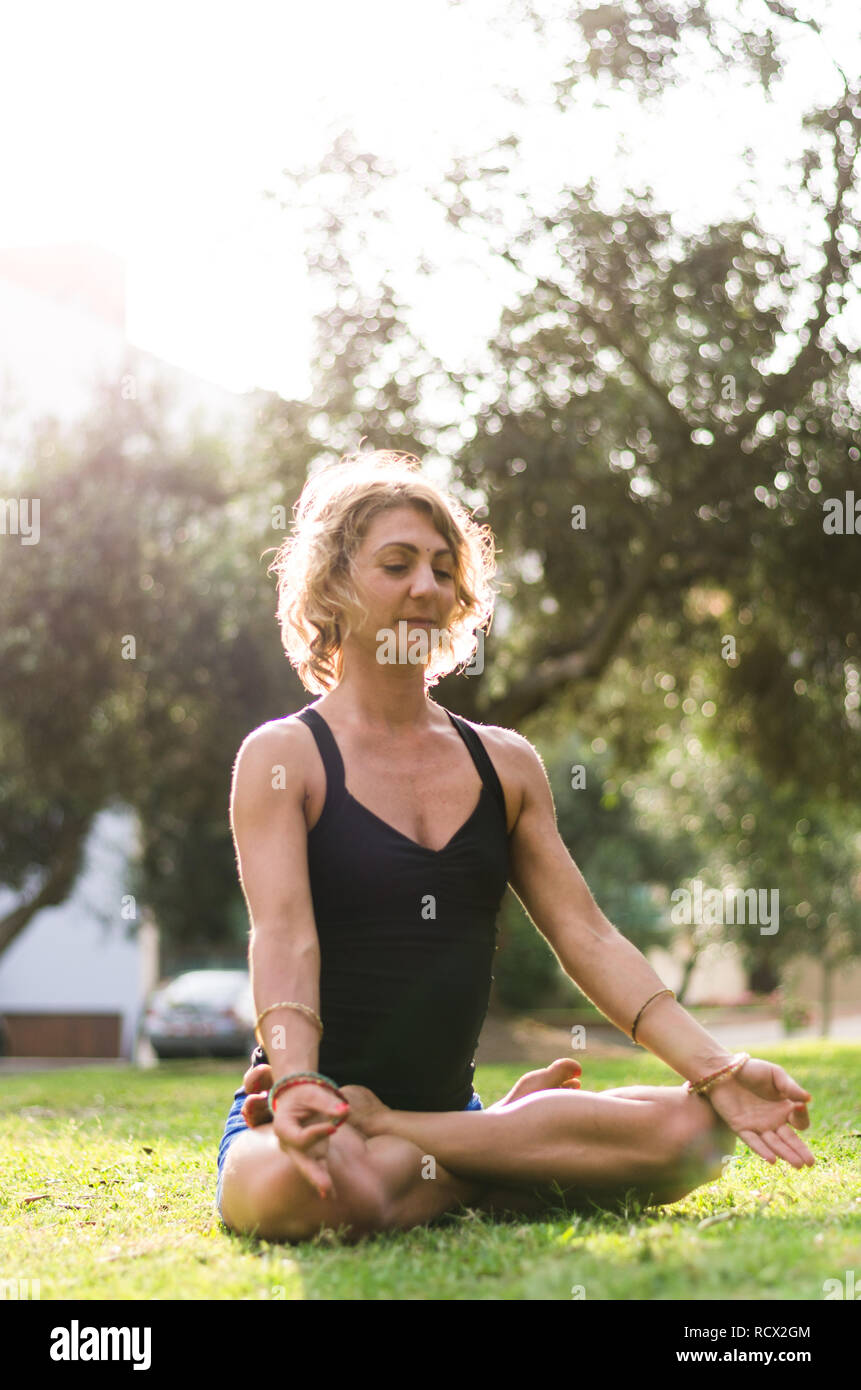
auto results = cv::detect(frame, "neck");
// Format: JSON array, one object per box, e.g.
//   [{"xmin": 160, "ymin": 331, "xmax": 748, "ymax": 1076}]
[{"xmin": 315, "ymin": 637, "xmax": 442, "ymax": 734}]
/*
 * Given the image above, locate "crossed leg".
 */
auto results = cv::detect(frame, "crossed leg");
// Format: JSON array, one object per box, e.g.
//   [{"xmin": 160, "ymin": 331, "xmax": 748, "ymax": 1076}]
[
  {"xmin": 397, "ymin": 1078, "xmax": 735, "ymax": 1222},
  {"xmin": 218, "ymin": 1061, "xmax": 736, "ymax": 1243}
]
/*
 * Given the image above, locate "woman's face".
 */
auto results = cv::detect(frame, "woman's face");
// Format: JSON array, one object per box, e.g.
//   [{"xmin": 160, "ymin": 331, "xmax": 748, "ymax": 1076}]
[{"xmin": 342, "ymin": 505, "xmax": 460, "ymax": 653}]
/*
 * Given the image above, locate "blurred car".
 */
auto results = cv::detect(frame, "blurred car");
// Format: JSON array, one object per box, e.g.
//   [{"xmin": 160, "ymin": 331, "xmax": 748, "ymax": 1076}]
[{"xmin": 143, "ymin": 970, "xmax": 255, "ymax": 1058}]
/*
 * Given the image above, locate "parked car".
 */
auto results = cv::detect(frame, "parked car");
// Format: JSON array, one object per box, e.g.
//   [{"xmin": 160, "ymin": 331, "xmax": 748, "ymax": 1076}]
[{"xmin": 143, "ymin": 970, "xmax": 255, "ymax": 1058}]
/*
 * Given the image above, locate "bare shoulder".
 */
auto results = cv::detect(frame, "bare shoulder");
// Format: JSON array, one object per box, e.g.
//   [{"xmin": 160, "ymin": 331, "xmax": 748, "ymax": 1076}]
[
  {"xmin": 231, "ymin": 713, "xmax": 318, "ymax": 802},
  {"xmin": 452, "ymin": 716, "xmax": 553, "ymax": 829},
  {"xmin": 459, "ymin": 716, "xmax": 548, "ymax": 781},
  {"xmin": 234, "ymin": 709, "xmax": 324, "ymax": 764}
]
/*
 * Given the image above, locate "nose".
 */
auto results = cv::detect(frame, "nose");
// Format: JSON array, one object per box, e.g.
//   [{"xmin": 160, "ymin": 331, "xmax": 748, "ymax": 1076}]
[{"xmin": 408, "ymin": 562, "xmax": 439, "ymax": 599}]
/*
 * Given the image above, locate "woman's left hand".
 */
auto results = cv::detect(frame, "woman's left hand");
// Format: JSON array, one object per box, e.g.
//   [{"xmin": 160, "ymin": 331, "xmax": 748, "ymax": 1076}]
[{"xmin": 705, "ymin": 1057, "xmax": 815, "ymax": 1169}]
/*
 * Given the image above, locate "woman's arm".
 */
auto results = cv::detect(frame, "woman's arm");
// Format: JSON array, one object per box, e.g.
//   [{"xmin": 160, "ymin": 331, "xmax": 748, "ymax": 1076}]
[
  {"xmin": 499, "ymin": 732, "xmax": 814, "ymax": 1166},
  {"xmin": 501, "ymin": 731, "xmax": 809, "ymax": 1093},
  {"xmin": 558, "ymin": 923, "xmax": 742, "ymax": 1083},
  {"xmin": 231, "ymin": 722, "xmax": 323, "ymax": 1080},
  {"xmin": 230, "ymin": 722, "xmax": 348, "ymax": 1195}
]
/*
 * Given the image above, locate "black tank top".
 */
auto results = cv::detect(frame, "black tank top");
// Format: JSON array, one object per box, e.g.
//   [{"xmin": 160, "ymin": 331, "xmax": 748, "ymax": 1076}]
[{"xmin": 280, "ymin": 702, "xmax": 510, "ymax": 1111}]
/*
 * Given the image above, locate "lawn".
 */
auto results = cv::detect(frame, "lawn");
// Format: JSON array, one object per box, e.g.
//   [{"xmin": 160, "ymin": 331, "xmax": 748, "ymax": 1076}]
[{"xmin": 2, "ymin": 1042, "xmax": 859, "ymax": 1301}]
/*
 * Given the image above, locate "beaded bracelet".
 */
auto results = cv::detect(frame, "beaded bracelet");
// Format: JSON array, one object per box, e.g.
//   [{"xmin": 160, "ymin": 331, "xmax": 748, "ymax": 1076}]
[
  {"xmin": 270, "ymin": 1071, "xmax": 345, "ymax": 1115},
  {"xmin": 685, "ymin": 1052, "xmax": 750, "ymax": 1097}
]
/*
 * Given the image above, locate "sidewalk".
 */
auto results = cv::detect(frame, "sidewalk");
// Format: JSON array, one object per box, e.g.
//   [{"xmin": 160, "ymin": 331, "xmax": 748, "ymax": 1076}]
[
  {"xmin": 700, "ymin": 1012, "xmax": 861, "ymax": 1046},
  {"xmin": 0, "ymin": 1057, "xmax": 131, "ymax": 1073},
  {"xmin": 474, "ymin": 1011, "xmax": 861, "ymax": 1063},
  {"xmin": 2, "ymin": 1014, "xmax": 859, "ymax": 1072}
]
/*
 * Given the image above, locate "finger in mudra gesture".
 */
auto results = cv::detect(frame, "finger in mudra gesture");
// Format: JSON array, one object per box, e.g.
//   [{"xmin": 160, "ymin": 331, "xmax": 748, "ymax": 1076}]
[{"xmin": 702, "ymin": 1056, "xmax": 814, "ymax": 1169}]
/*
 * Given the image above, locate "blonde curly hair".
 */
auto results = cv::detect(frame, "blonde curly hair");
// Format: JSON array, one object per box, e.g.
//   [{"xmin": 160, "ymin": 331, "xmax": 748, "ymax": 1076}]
[{"xmin": 267, "ymin": 450, "xmax": 499, "ymax": 694}]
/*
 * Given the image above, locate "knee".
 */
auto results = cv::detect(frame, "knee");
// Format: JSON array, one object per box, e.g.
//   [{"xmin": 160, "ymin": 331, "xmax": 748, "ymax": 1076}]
[
  {"xmin": 221, "ymin": 1143, "xmax": 325, "ymax": 1244},
  {"xmin": 253, "ymin": 1173, "xmax": 325, "ymax": 1244}
]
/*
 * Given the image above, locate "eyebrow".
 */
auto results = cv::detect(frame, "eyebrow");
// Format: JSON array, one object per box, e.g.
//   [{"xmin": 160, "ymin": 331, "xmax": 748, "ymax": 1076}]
[{"xmin": 374, "ymin": 542, "xmax": 454, "ymax": 560}]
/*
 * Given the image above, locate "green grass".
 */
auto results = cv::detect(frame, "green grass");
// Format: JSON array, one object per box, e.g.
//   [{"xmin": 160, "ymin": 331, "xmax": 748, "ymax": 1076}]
[{"xmin": 2, "ymin": 1043, "xmax": 859, "ymax": 1300}]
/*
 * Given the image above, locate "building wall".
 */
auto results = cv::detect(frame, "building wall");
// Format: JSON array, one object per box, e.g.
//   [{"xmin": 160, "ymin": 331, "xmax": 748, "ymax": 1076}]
[
  {"xmin": 0, "ymin": 807, "xmax": 159, "ymax": 1059},
  {"xmin": 648, "ymin": 941, "xmax": 861, "ymax": 1012},
  {"xmin": 0, "ymin": 241, "xmax": 261, "ymax": 481}
]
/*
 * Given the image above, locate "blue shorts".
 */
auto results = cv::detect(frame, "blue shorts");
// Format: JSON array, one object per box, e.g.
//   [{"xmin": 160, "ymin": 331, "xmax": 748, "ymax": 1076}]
[{"xmin": 215, "ymin": 1084, "xmax": 483, "ymax": 1221}]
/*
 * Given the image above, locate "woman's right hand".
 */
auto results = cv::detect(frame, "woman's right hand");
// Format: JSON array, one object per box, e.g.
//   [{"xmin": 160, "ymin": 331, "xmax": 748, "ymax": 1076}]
[
  {"xmin": 705, "ymin": 1057, "xmax": 814, "ymax": 1169},
  {"xmin": 239, "ymin": 1063, "xmax": 351, "ymax": 1198},
  {"xmin": 269, "ymin": 1081, "xmax": 350, "ymax": 1200}
]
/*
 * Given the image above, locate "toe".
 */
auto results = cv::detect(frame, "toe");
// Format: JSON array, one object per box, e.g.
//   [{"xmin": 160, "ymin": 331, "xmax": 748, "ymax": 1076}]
[
  {"xmin": 241, "ymin": 1091, "xmax": 273, "ymax": 1127},
  {"xmin": 550, "ymin": 1058, "xmax": 583, "ymax": 1079},
  {"xmin": 242, "ymin": 1063, "xmax": 272, "ymax": 1093}
]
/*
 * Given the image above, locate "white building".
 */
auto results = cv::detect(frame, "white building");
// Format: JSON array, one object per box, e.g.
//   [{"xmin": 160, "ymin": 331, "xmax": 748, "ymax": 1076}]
[
  {"xmin": 0, "ymin": 241, "xmax": 263, "ymax": 479},
  {"xmin": 0, "ymin": 807, "xmax": 159, "ymax": 1060}
]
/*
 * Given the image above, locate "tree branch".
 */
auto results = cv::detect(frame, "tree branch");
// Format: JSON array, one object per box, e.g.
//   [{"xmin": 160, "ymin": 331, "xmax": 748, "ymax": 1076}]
[
  {"xmin": 480, "ymin": 529, "xmax": 667, "ymax": 727},
  {"xmin": 0, "ymin": 814, "xmax": 92, "ymax": 958},
  {"xmin": 761, "ymin": 1, "xmax": 821, "ymax": 36},
  {"xmin": 497, "ymin": 241, "xmax": 698, "ymax": 443},
  {"xmin": 745, "ymin": 89, "xmax": 860, "ymax": 427}
]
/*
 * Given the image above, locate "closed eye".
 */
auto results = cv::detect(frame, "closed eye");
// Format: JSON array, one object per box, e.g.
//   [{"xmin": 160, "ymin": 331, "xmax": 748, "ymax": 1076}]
[{"xmin": 384, "ymin": 565, "xmax": 453, "ymax": 580}]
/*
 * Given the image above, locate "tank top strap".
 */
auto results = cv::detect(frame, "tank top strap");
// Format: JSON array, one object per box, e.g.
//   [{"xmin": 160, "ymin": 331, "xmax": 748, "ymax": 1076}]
[
  {"xmin": 295, "ymin": 706, "xmax": 346, "ymax": 802},
  {"xmin": 444, "ymin": 710, "xmax": 507, "ymax": 822},
  {"xmin": 297, "ymin": 703, "xmax": 506, "ymax": 825}
]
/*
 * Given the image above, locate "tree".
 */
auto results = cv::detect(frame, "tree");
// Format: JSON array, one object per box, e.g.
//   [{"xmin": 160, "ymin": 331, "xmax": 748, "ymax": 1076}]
[
  {"xmin": 257, "ymin": 4, "xmax": 861, "ymax": 811},
  {"xmin": 0, "ymin": 371, "xmax": 301, "ymax": 960},
  {"xmin": 4, "ymin": 0, "xmax": 858, "ymax": 986}
]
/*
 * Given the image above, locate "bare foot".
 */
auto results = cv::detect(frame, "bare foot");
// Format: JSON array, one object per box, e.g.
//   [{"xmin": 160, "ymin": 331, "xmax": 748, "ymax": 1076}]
[
  {"xmin": 240, "ymin": 1061, "xmax": 274, "ymax": 1127},
  {"xmin": 491, "ymin": 1058, "xmax": 583, "ymax": 1109},
  {"xmin": 336, "ymin": 1084, "xmax": 389, "ymax": 1137}
]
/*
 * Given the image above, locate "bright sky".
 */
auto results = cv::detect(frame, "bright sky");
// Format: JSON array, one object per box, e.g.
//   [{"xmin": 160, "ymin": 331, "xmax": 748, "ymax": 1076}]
[{"xmin": 1, "ymin": 0, "xmax": 857, "ymax": 398}]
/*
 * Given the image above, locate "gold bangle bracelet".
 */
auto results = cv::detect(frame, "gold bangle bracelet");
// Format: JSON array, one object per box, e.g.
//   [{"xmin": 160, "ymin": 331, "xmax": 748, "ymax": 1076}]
[
  {"xmin": 254, "ymin": 1001, "xmax": 323, "ymax": 1046},
  {"xmin": 630, "ymin": 988, "xmax": 676, "ymax": 1044}
]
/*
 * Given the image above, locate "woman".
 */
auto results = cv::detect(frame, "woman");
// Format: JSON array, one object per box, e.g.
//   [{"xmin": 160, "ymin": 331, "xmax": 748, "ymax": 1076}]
[{"xmin": 215, "ymin": 450, "xmax": 814, "ymax": 1243}]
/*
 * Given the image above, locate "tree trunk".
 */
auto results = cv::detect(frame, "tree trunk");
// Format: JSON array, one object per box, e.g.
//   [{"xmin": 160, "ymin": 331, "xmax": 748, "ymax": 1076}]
[
  {"xmin": 675, "ymin": 945, "xmax": 700, "ymax": 1007},
  {"xmin": 820, "ymin": 958, "xmax": 833, "ymax": 1038}
]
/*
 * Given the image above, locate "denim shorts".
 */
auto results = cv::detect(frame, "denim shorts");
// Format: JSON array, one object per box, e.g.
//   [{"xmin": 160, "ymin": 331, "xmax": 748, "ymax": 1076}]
[{"xmin": 215, "ymin": 1084, "xmax": 483, "ymax": 1221}]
